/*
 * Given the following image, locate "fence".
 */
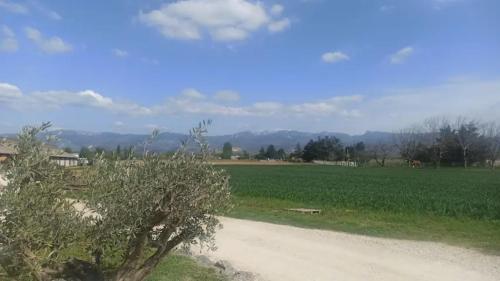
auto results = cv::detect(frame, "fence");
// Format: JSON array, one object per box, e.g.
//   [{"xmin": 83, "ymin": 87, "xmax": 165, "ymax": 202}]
[{"xmin": 312, "ymin": 160, "xmax": 358, "ymax": 167}]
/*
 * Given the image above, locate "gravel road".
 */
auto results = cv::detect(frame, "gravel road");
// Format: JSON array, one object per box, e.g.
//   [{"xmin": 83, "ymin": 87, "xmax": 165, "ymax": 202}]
[{"xmin": 196, "ymin": 217, "xmax": 500, "ymax": 281}]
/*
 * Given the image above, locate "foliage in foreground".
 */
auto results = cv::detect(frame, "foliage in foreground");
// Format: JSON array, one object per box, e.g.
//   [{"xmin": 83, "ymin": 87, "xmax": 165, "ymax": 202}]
[{"xmin": 0, "ymin": 122, "xmax": 231, "ymax": 281}]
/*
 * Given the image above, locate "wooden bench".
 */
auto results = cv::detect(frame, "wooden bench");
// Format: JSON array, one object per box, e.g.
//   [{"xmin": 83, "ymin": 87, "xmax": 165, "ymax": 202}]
[{"xmin": 286, "ymin": 208, "xmax": 322, "ymax": 214}]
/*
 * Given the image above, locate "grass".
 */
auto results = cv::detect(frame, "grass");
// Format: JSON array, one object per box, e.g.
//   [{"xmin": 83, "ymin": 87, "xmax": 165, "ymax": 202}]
[
  {"xmin": 146, "ymin": 255, "xmax": 225, "ymax": 281},
  {"xmin": 222, "ymin": 165, "xmax": 500, "ymax": 254},
  {"xmin": 0, "ymin": 254, "xmax": 225, "ymax": 281}
]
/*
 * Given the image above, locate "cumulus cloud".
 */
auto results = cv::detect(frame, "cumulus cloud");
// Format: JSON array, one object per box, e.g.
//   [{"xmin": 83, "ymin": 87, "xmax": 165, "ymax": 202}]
[
  {"xmin": 25, "ymin": 27, "xmax": 72, "ymax": 54},
  {"xmin": 0, "ymin": 25, "xmax": 18, "ymax": 52},
  {"xmin": 268, "ymin": 18, "xmax": 290, "ymax": 33},
  {"xmin": 214, "ymin": 90, "xmax": 240, "ymax": 102},
  {"xmin": 0, "ymin": 0, "xmax": 28, "ymax": 14},
  {"xmin": 138, "ymin": 0, "xmax": 291, "ymax": 42},
  {"xmin": 289, "ymin": 96, "xmax": 363, "ymax": 117},
  {"xmin": 0, "ymin": 81, "xmax": 364, "ymax": 120},
  {"xmin": 0, "ymin": 83, "xmax": 22, "ymax": 102},
  {"xmin": 0, "ymin": 84, "xmax": 151, "ymax": 115},
  {"xmin": 5, "ymin": 77, "xmax": 499, "ymax": 133},
  {"xmin": 181, "ymin": 88, "xmax": 206, "ymax": 100},
  {"xmin": 112, "ymin": 48, "xmax": 129, "ymax": 58},
  {"xmin": 270, "ymin": 4, "xmax": 284, "ymax": 16},
  {"xmin": 390, "ymin": 46, "xmax": 414, "ymax": 64},
  {"xmin": 30, "ymin": 1, "xmax": 62, "ymax": 20},
  {"xmin": 322, "ymin": 51, "xmax": 350, "ymax": 63},
  {"xmin": 153, "ymin": 89, "xmax": 362, "ymax": 118}
]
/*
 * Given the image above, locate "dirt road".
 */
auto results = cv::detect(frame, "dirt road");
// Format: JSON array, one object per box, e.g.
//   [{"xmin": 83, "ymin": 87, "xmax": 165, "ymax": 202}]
[{"xmin": 197, "ymin": 217, "xmax": 500, "ymax": 281}]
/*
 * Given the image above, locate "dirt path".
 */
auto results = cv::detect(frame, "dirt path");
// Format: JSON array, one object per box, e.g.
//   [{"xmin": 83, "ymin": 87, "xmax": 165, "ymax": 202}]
[{"xmin": 196, "ymin": 217, "xmax": 500, "ymax": 281}]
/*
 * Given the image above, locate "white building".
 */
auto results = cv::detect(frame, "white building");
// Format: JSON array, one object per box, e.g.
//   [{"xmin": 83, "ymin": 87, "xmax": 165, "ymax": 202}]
[{"xmin": 50, "ymin": 153, "xmax": 80, "ymax": 167}]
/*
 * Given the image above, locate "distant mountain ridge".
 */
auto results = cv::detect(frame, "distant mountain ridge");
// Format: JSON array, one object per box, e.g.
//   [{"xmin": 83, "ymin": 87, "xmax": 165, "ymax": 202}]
[{"xmin": 1, "ymin": 129, "xmax": 394, "ymax": 153}]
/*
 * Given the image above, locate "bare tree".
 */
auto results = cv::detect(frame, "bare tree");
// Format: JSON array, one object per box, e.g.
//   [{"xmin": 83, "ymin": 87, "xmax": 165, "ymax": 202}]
[
  {"xmin": 422, "ymin": 116, "xmax": 449, "ymax": 168},
  {"xmin": 454, "ymin": 117, "xmax": 479, "ymax": 168},
  {"xmin": 369, "ymin": 142, "xmax": 393, "ymax": 167},
  {"xmin": 481, "ymin": 121, "xmax": 500, "ymax": 169},
  {"xmin": 395, "ymin": 126, "xmax": 421, "ymax": 167}
]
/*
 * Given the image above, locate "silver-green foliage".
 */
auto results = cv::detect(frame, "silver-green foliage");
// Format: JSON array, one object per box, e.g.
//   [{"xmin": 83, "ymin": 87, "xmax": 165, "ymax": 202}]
[
  {"xmin": 0, "ymin": 122, "xmax": 231, "ymax": 281},
  {"xmin": 87, "ymin": 123, "xmax": 231, "ymax": 281},
  {"xmin": 0, "ymin": 122, "xmax": 85, "ymax": 280}
]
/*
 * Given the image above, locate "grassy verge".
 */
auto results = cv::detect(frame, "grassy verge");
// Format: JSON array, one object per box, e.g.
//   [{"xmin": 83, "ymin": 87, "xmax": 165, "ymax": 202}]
[
  {"xmin": 1, "ymin": 255, "xmax": 225, "ymax": 281},
  {"xmin": 146, "ymin": 255, "xmax": 225, "ymax": 281},
  {"xmin": 228, "ymin": 196, "xmax": 500, "ymax": 255}
]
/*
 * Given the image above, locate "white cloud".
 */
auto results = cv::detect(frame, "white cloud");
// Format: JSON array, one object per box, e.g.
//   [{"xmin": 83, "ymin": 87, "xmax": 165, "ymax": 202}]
[
  {"xmin": 0, "ymin": 82, "xmax": 22, "ymax": 102},
  {"xmin": 181, "ymin": 88, "xmax": 206, "ymax": 100},
  {"xmin": 25, "ymin": 27, "xmax": 72, "ymax": 54},
  {"xmin": 212, "ymin": 26, "xmax": 248, "ymax": 41},
  {"xmin": 390, "ymin": 46, "xmax": 414, "ymax": 64},
  {"xmin": 0, "ymin": 0, "xmax": 28, "ymax": 14},
  {"xmin": 5, "ymin": 77, "xmax": 500, "ymax": 134},
  {"xmin": 322, "ymin": 51, "xmax": 350, "ymax": 63},
  {"xmin": 270, "ymin": 4, "xmax": 284, "ymax": 16},
  {"xmin": 0, "ymin": 82, "xmax": 363, "ymax": 119},
  {"xmin": 214, "ymin": 90, "xmax": 240, "ymax": 102},
  {"xmin": 289, "ymin": 96, "xmax": 363, "ymax": 117},
  {"xmin": 30, "ymin": 1, "xmax": 62, "ymax": 20},
  {"xmin": 46, "ymin": 10, "xmax": 62, "ymax": 20},
  {"xmin": 112, "ymin": 48, "xmax": 129, "ymax": 58},
  {"xmin": 0, "ymin": 84, "xmax": 151, "ymax": 115},
  {"xmin": 0, "ymin": 25, "xmax": 18, "ymax": 52},
  {"xmin": 268, "ymin": 18, "xmax": 290, "ymax": 33},
  {"xmin": 138, "ymin": 0, "xmax": 290, "ymax": 42}
]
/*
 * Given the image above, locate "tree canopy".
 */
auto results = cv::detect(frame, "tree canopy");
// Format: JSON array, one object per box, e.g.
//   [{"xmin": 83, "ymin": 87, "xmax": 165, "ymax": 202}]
[{"xmin": 0, "ymin": 122, "xmax": 231, "ymax": 281}]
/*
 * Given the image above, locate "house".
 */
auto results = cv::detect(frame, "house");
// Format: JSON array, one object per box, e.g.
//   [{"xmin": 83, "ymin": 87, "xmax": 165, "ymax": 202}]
[
  {"xmin": 0, "ymin": 144, "xmax": 16, "ymax": 162},
  {"xmin": 50, "ymin": 153, "xmax": 80, "ymax": 167}
]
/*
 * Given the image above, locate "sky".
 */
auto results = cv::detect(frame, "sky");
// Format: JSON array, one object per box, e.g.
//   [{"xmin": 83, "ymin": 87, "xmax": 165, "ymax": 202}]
[{"xmin": 0, "ymin": 0, "xmax": 499, "ymax": 135}]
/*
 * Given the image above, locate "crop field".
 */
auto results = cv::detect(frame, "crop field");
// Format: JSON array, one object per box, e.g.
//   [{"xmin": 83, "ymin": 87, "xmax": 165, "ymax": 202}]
[
  {"xmin": 225, "ymin": 165, "xmax": 500, "ymax": 219},
  {"xmin": 222, "ymin": 165, "xmax": 500, "ymax": 253}
]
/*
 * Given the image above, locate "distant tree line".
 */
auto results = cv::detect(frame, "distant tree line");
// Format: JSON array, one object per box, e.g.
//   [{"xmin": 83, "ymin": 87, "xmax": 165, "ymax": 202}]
[
  {"xmin": 220, "ymin": 138, "xmax": 367, "ymax": 163},
  {"xmin": 78, "ymin": 145, "xmax": 137, "ymax": 163},
  {"xmin": 392, "ymin": 117, "xmax": 500, "ymax": 168},
  {"xmin": 255, "ymin": 145, "xmax": 287, "ymax": 160}
]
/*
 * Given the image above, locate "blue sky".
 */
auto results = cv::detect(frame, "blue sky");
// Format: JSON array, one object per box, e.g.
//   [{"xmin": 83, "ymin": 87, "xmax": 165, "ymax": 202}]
[{"xmin": 1, "ymin": 0, "xmax": 499, "ymax": 135}]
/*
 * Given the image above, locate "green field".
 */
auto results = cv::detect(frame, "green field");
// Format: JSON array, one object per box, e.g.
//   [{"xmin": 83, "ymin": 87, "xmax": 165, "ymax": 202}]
[{"xmin": 223, "ymin": 165, "xmax": 500, "ymax": 254}]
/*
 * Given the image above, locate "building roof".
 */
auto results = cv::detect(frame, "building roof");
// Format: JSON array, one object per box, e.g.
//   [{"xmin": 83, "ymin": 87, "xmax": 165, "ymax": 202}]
[{"xmin": 50, "ymin": 152, "xmax": 80, "ymax": 159}]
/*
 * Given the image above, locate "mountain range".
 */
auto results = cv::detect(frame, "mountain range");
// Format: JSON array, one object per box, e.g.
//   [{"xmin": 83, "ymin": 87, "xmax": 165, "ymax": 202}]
[{"xmin": 3, "ymin": 130, "xmax": 395, "ymax": 153}]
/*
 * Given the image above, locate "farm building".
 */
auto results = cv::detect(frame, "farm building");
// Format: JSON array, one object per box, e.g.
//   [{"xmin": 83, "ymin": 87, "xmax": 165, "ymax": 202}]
[
  {"xmin": 50, "ymin": 153, "xmax": 80, "ymax": 167},
  {"xmin": 0, "ymin": 144, "xmax": 16, "ymax": 162}
]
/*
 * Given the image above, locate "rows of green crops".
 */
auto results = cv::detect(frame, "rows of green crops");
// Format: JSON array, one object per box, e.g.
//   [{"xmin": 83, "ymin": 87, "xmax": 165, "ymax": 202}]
[{"xmin": 222, "ymin": 165, "xmax": 500, "ymax": 220}]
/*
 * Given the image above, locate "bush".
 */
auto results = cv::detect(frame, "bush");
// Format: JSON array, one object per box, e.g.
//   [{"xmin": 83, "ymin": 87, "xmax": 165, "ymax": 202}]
[{"xmin": 0, "ymin": 122, "xmax": 231, "ymax": 281}]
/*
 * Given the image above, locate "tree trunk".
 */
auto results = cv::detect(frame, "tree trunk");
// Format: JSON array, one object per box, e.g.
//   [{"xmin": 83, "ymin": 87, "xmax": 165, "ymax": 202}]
[{"xmin": 463, "ymin": 148, "xmax": 468, "ymax": 168}]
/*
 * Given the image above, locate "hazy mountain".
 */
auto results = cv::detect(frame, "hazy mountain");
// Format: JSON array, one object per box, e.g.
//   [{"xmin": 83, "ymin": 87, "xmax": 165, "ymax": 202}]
[{"xmin": 4, "ymin": 129, "xmax": 394, "ymax": 153}]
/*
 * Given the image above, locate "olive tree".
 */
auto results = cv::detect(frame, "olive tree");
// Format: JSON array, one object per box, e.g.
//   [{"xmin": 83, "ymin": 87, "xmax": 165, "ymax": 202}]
[
  {"xmin": 0, "ymin": 123, "xmax": 85, "ymax": 280},
  {"xmin": 0, "ymin": 122, "xmax": 231, "ymax": 281}
]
